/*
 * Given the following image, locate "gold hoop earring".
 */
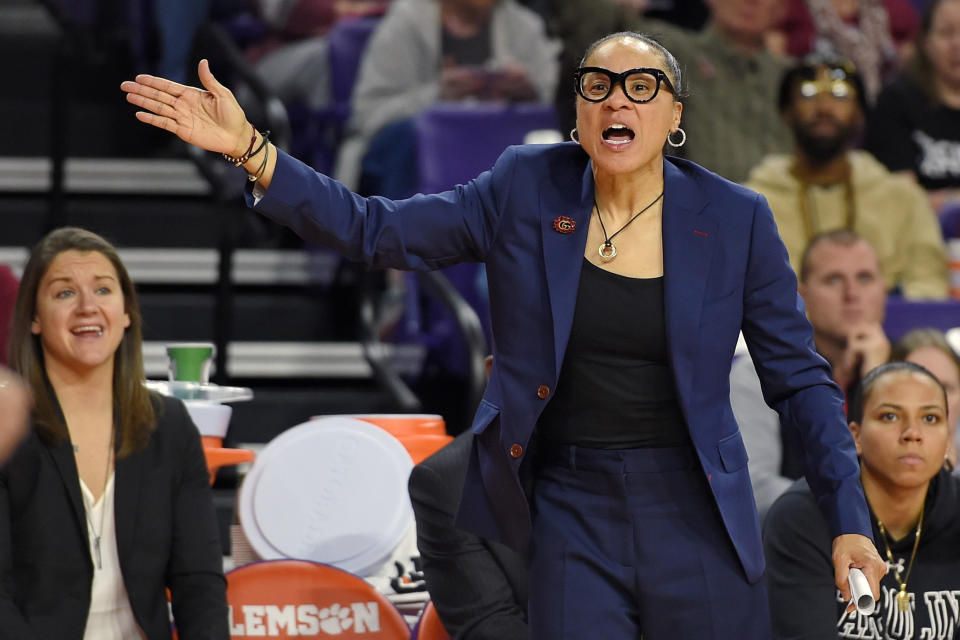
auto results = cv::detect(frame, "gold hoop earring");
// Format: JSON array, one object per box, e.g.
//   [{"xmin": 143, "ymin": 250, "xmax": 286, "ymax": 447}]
[
  {"xmin": 667, "ymin": 128, "xmax": 686, "ymax": 148},
  {"xmin": 570, "ymin": 128, "xmax": 580, "ymax": 144}
]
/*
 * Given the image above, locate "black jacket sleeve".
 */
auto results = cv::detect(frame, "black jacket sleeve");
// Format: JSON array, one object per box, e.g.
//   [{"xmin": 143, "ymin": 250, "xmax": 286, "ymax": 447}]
[
  {"xmin": 0, "ymin": 438, "xmax": 43, "ymax": 640},
  {"xmin": 162, "ymin": 398, "xmax": 230, "ymax": 639},
  {"xmin": 763, "ymin": 482, "xmax": 841, "ymax": 640},
  {"xmin": 408, "ymin": 435, "xmax": 528, "ymax": 640}
]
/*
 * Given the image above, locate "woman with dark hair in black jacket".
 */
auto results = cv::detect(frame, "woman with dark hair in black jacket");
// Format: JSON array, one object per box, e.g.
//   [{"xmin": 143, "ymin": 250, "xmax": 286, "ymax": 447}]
[{"xmin": 765, "ymin": 361, "xmax": 960, "ymax": 639}]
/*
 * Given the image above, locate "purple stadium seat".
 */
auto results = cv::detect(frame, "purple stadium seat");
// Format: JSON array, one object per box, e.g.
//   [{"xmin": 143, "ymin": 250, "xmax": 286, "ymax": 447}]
[
  {"xmin": 327, "ymin": 16, "xmax": 380, "ymax": 115},
  {"xmin": 883, "ymin": 298, "xmax": 960, "ymax": 342},
  {"xmin": 398, "ymin": 102, "xmax": 559, "ymax": 382},
  {"xmin": 414, "ymin": 102, "xmax": 559, "ymax": 194},
  {"xmin": 293, "ymin": 15, "xmax": 379, "ymax": 173},
  {"xmin": 939, "ymin": 202, "xmax": 960, "ymax": 240}
]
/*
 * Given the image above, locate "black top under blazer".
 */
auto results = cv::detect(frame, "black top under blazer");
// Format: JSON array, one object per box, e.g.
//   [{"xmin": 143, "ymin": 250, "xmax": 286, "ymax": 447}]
[{"xmin": 0, "ymin": 393, "xmax": 229, "ymax": 640}]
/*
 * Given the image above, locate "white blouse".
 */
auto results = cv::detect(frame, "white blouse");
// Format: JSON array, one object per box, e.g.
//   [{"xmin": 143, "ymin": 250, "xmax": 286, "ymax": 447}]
[{"xmin": 79, "ymin": 474, "xmax": 147, "ymax": 640}]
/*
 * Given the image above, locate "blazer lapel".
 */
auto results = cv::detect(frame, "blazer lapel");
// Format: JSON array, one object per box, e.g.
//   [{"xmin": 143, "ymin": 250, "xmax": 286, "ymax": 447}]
[
  {"xmin": 540, "ymin": 160, "xmax": 594, "ymax": 379},
  {"xmin": 662, "ymin": 160, "xmax": 715, "ymax": 398},
  {"xmin": 46, "ymin": 438, "xmax": 89, "ymax": 547},
  {"xmin": 114, "ymin": 446, "xmax": 144, "ymax": 565}
]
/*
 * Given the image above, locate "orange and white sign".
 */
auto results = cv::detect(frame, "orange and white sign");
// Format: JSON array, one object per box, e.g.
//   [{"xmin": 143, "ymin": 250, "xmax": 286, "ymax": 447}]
[
  {"xmin": 226, "ymin": 560, "xmax": 411, "ymax": 639},
  {"xmin": 229, "ymin": 602, "xmax": 383, "ymax": 637}
]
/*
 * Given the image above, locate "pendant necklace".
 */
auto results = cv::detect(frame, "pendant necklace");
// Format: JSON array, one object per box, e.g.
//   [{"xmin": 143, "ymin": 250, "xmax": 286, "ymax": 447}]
[
  {"xmin": 876, "ymin": 497, "xmax": 925, "ymax": 613},
  {"xmin": 77, "ymin": 430, "xmax": 115, "ymax": 570},
  {"xmin": 594, "ymin": 191, "xmax": 664, "ymax": 262}
]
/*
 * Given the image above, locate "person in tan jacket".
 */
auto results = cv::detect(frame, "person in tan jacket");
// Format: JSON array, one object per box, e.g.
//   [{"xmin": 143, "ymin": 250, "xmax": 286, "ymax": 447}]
[{"xmin": 745, "ymin": 59, "xmax": 948, "ymax": 299}]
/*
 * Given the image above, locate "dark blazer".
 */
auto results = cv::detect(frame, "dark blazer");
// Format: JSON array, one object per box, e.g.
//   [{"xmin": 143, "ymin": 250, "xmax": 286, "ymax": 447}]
[
  {"xmin": 0, "ymin": 393, "xmax": 229, "ymax": 640},
  {"xmin": 409, "ymin": 432, "xmax": 527, "ymax": 640},
  {"xmin": 252, "ymin": 142, "xmax": 872, "ymax": 584}
]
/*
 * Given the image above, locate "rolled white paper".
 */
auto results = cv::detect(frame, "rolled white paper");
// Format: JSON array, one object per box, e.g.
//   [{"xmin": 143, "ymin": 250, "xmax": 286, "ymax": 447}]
[{"xmin": 848, "ymin": 568, "xmax": 875, "ymax": 615}]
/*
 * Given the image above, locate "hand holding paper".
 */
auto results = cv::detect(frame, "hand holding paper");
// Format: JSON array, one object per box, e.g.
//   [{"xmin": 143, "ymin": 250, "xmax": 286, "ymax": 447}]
[
  {"xmin": 832, "ymin": 533, "xmax": 886, "ymax": 613},
  {"xmin": 848, "ymin": 568, "xmax": 875, "ymax": 615}
]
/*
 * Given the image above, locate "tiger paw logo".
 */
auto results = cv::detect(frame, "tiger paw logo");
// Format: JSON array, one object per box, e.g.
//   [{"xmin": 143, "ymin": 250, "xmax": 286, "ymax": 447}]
[{"xmin": 318, "ymin": 604, "xmax": 353, "ymax": 635}]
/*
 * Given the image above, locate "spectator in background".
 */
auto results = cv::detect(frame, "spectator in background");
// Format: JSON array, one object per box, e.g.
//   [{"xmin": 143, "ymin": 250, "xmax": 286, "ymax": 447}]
[
  {"xmin": 658, "ymin": 0, "xmax": 793, "ymax": 183},
  {"xmin": 765, "ymin": 362, "xmax": 960, "ymax": 639},
  {"xmin": 892, "ymin": 328, "xmax": 960, "ymax": 470},
  {"xmin": 863, "ymin": 0, "xmax": 960, "ymax": 214},
  {"xmin": 0, "ymin": 264, "xmax": 17, "ymax": 365},
  {"xmin": 247, "ymin": 0, "xmax": 389, "ymax": 111},
  {"xmin": 645, "ymin": 0, "xmax": 709, "ymax": 29},
  {"xmin": 745, "ymin": 59, "xmax": 948, "ymax": 298},
  {"xmin": 770, "ymin": 0, "xmax": 918, "ymax": 103},
  {"xmin": 733, "ymin": 230, "xmax": 890, "ymax": 521},
  {"xmin": 333, "ymin": 0, "xmax": 559, "ymax": 196},
  {"xmin": 153, "ymin": 0, "xmax": 213, "ymax": 83}
]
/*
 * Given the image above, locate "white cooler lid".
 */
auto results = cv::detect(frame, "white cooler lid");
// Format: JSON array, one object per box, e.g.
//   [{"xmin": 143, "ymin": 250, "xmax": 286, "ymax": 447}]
[{"xmin": 239, "ymin": 417, "xmax": 414, "ymax": 576}]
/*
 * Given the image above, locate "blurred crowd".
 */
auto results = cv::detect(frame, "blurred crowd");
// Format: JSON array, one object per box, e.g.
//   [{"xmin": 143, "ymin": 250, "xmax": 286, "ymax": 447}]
[{"xmin": 161, "ymin": 0, "xmax": 959, "ymax": 299}]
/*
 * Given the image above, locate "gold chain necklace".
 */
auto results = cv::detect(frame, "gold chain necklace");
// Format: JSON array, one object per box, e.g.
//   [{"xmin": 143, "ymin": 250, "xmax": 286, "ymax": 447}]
[
  {"xmin": 876, "ymin": 497, "xmax": 925, "ymax": 613},
  {"xmin": 791, "ymin": 157, "xmax": 856, "ymax": 242},
  {"xmin": 594, "ymin": 191, "xmax": 664, "ymax": 262}
]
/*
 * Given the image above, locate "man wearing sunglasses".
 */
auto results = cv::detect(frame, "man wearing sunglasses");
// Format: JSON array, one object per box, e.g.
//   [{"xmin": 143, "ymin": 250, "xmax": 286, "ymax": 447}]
[{"xmin": 745, "ymin": 59, "xmax": 948, "ymax": 300}]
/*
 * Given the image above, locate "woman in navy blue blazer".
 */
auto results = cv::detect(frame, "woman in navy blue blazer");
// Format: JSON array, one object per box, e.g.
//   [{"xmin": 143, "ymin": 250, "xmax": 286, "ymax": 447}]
[{"xmin": 122, "ymin": 31, "xmax": 886, "ymax": 638}]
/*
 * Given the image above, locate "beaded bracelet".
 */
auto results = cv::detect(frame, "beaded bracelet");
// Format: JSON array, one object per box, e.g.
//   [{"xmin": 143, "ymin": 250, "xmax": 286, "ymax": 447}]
[
  {"xmin": 222, "ymin": 125, "xmax": 257, "ymax": 167},
  {"xmin": 223, "ymin": 128, "xmax": 271, "ymax": 167}
]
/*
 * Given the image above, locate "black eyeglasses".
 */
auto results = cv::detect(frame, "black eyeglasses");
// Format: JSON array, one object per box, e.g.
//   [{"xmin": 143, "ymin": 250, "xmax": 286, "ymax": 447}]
[{"xmin": 574, "ymin": 67, "xmax": 676, "ymax": 103}]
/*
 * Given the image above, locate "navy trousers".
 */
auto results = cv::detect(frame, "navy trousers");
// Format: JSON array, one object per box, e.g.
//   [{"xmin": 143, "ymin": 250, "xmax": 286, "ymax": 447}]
[{"xmin": 528, "ymin": 444, "xmax": 772, "ymax": 639}]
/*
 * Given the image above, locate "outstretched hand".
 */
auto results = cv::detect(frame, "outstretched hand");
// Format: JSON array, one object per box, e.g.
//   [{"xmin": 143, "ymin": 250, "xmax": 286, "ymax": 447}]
[{"xmin": 120, "ymin": 59, "xmax": 250, "ymax": 157}]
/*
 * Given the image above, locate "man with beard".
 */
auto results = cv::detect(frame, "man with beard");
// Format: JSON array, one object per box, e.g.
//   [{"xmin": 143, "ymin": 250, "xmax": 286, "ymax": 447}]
[
  {"xmin": 745, "ymin": 59, "xmax": 948, "ymax": 299},
  {"xmin": 731, "ymin": 230, "xmax": 890, "ymax": 521}
]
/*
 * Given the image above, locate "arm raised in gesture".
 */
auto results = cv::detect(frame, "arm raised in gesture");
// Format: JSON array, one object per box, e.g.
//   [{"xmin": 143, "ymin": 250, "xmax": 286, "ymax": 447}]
[{"xmin": 121, "ymin": 59, "xmax": 277, "ymax": 188}]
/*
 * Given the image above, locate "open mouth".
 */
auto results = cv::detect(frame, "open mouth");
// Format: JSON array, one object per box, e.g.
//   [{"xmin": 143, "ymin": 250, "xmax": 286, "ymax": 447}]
[
  {"xmin": 72, "ymin": 325, "xmax": 104, "ymax": 337},
  {"xmin": 602, "ymin": 124, "xmax": 635, "ymax": 145}
]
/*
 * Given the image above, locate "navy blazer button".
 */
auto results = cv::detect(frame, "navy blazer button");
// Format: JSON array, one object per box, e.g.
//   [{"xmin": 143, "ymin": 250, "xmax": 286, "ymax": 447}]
[
  {"xmin": 509, "ymin": 444, "xmax": 524, "ymax": 458},
  {"xmin": 537, "ymin": 385, "xmax": 550, "ymax": 399}
]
